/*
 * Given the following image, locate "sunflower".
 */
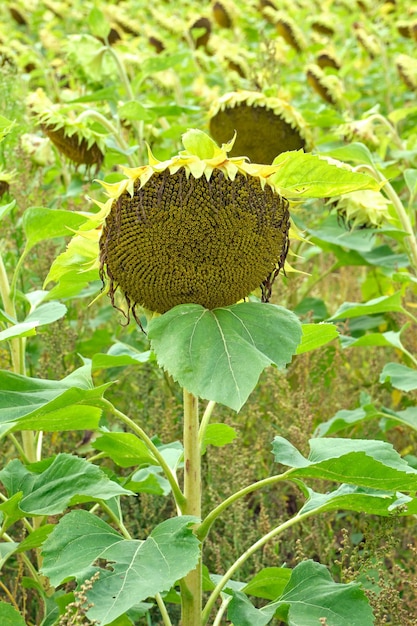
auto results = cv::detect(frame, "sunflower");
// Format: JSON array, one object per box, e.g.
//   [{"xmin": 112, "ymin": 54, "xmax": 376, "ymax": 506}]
[
  {"xmin": 209, "ymin": 91, "xmax": 311, "ymax": 165},
  {"xmin": 98, "ymin": 130, "xmax": 290, "ymax": 319},
  {"xmin": 26, "ymin": 89, "xmax": 105, "ymax": 170}
]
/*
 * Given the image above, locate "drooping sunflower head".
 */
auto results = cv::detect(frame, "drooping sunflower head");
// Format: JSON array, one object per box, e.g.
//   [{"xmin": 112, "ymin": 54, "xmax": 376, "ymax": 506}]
[
  {"xmin": 98, "ymin": 130, "xmax": 290, "ymax": 319},
  {"xmin": 209, "ymin": 91, "xmax": 311, "ymax": 165},
  {"xmin": 330, "ymin": 190, "xmax": 393, "ymax": 230},
  {"xmin": 26, "ymin": 89, "xmax": 105, "ymax": 170},
  {"xmin": 305, "ymin": 63, "xmax": 344, "ymax": 107},
  {"xmin": 396, "ymin": 54, "xmax": 417, "ymax": 92}
]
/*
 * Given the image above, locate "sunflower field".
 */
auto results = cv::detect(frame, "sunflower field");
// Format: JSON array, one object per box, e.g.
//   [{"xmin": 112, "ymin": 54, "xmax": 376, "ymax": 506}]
[{"xmin": 1, "ymin": 0, "xmax": 417, "ymax": 624}]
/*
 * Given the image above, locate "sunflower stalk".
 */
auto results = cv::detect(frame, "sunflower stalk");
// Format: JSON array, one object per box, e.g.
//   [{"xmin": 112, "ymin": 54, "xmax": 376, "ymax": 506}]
[
  {"xmin": 0, "ymin": 250, "xmax": 38, "ymax": 463},
  {"xmin": 180, "ymin": 388, "xmax": 202, "ymax": 626}
]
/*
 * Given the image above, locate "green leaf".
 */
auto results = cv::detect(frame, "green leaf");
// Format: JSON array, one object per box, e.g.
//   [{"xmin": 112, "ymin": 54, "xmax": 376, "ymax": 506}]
[
  {"xmin": 201, "ymin": 423, "xmax": 237, "ymax": 453},
  {"xmin": 0, "ymin": 322, "xmax": 38, "ymax": 341},
  {"xmin": 404, "ymin": 169, "xmax": 417, "ymax": 199},
  {"xmin": 273, "ymin": 436, "xmax": 417, "ymax": 491},
  {"xmin": 88, "ymin": 7, "xmax": 111, "ymax": 40},
  {"xmin": 228, "ymin": 560, "xmax": 374, "ymax": 626},
  {"xmin": 308, "ymin": 215, "xmax": 375, "ymax": 252},
  {"xmin": 270, "ymin": 150, "xmax": 379, "ymax": 198},
  {"xmin": 0, "ymin": 543, "xmax": 19, "ymax": 570},
  {"xmin": 0, "ymin": 200, "xmax": 15, "ymax": 223},
  {"xmin": 41, "ymin": 511, "xmax": 200, "ymax": 625},
  {"xmin": 182, "ymin": 129, "xmax": 218, "ymax": 159},
  {"xmin": 140, "ymin": 51, "xmax": 190, "ymax": 77},
  {"xmin": 329, "ymin": 292, "xmax": 404, "ymax": 320},
  {"xmin": 242, "ymin": 567, "xmax": 291, "ymax": 601},
  {"xmin": 17, "ymin": 525, "xmax": 54, "ymax": 552},
  {"xmin": 299, "ymin": 484, "xmax": 413, "ymax": 517},
  {"xmin": 0, "ymin": 115, "xmax": 17, "ymax": 141},
  {"xmin": 118, "ymin": 101, "xmax": 154, "ymax": 122},
  {"xmin": 127, "ymin": 466, "xmax": 171, "ymax": 496},
  {"xmin": 0, "ymin": 302, "xmax": 67, "ymax": 342},
  {"xmin": 380, "ymin": 363, "xmax": 417, "ymax": 391},
  {"xmin": 319, "ymin": 142, "xmax": 376, "ymax": 167},
  {"xmin": 41, "ymin": 510, "xmax": 122, "ymax": 586},
  {"xmin": 93, "ymin": 433, "xmax": 157, "ymax": 467},
  {"xmin": 0, "ymin": 363, "xmax": 110, "ymax": 431},
  {"xmin": 295, "ymin": 323, "xmax": 339, "ymax": 355},
  {"xmin": 148, "ymin": 302, "xmax": 302, "ymax": 412},
  {"xmin": 0, "ymin": 602, "xmax": 26, "ymax": 626},
  {"xmin": 43, "ymin": 232, "xmax": 100, "ymax": 299},
  {"xmin": 340, "ymin": 329, "xmax": 406, "ymax": 351},
  {"xmin": 22, "ymin": 207, "xmax": 88, "ymax": 254},
  {"xmin": 314, "ymin": 403, "xmax": 382, "ymax": 437},
  {"xmin": 92, "ymin": 343, "xmax": 152, "ymax": 370},
  {"xmin": 0, "ymin": 454, "xmax": 132, "ymax": 515},
  {"xmin": 25, "ymin": 302, "xmax": 67, "ymax": 326}
]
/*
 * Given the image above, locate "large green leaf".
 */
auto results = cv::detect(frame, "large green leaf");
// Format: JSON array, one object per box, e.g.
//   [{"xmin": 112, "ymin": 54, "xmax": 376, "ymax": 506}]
[
  {"xmin": 295, "ymin": 323, "xmax": 339, "ymax": 355},
  {"xmin": 380, "ymin": 362, "xmax": 417, "ymax": 391},
  {"xmin": 93, "ymin": 433, "xmax": 157, "ymax": 467},
  {"xmin": 242, "ymin": 568, "xmax": 291, "ymax": 601},
  {"xmin": 92, "ymin": 343, "xmax": 152, "ymax": 370},
  {"xmin": 329, "ymin": 292, "xmax": 404, "ymax": 320},
  {"xmin": 148, "ymin": 302, "xmax": 302, "ymax": 412},
  {"xmin": 22, "ymin": 207, "xmax": 88, "ymax": 254},
  {"xmin": 0, "ymin": 603, "xmax": 26, "ymax": 626},
  {"xmin": 270, "ymin": 150, "xmax": 379, "ymax": 198},
  {"xmin": 0, "ymin": 454, "xmax": 132, "ymax": 515},
  {"xmin": 0, "ymin": 302, "xmax": 67, "ymax": 342},
  {"xmin": 298, "ymin": 484, "xmax": 413, "ymax": 516},
  {"xmin": 319, "ymin": 142, "xmax": 376, "ymax": 167},
  {"xmin": 340, "ymin": 329, "xmax": 406, "ymax": 351},
  {"xmin": 316, "ymin": 403, "xmax": 417, "ymax": 437},
  {"xmin": 41, "ymin": 510, "xmax": 200, "ymax": 625},
  {"xmin": 228, "ymin": 560, "xmax": 374, "ymax": 625},
  {"xmin": 273, "ymin": 436, "xmax": 417, "ymax": 491},
  {"xmin": 308, "ymin": 215, "xmax": 376, "ymax": 252},
  {"xmin": 0, "ymin": 363, "xmax": 110, "ymax": 431},
  {"xmin": 43, "ymin": 234, "xmax": 100, "ymax": 299}
]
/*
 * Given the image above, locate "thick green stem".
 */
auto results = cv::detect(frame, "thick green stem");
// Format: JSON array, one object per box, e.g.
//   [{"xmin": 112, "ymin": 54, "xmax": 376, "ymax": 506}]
[
  {"xmin": 180, "ymin": 389, "xmax": 202, "ymax": 626},
  {"xmin": 0, "ymin": 251, "xmax": 38, "ymax": 462}
]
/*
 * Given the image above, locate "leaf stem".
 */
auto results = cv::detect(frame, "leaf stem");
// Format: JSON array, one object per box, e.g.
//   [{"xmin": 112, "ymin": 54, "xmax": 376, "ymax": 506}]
[
  {"xmin": 73, "ymin": 110, "xmax": 136, "ymax": 167},
  {"xmin": 198, "ymin": 400, "xmax": 216, "ymax": 452},
  {"xmin": 100, "ymin": 399, "xmax": 186, "ymax": 509},
  {"xmin": 155, "ymin": 593, "xmax": 174, "ymax": 626},
  {"xmin": 197, "ymin": 471, "xmax": 295, "ymax": 541},
  {"xmin": 201, "ymin": 509, "xmax": 315, "ymax": 625}
]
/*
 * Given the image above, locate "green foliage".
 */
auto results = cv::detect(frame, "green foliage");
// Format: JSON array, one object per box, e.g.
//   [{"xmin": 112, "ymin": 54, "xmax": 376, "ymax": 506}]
[
  {"xmin": 148, "ymin": 302, "xmax": 302, "ymax": 411},
  {"xmin": 41, "ymin": 512, "xmax": 200, "ymax": 625},
  {"xmin": 228, "ymin": 560, "xmax": 374, "ymax": 626},
  {"xmin": 1, "ymin": 0, "xmax": 417, "ymax": 623}
]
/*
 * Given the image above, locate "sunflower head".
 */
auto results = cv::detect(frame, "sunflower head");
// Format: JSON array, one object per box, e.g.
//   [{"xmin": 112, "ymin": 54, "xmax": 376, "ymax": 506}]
[
  {"xmin": 306, "ymin": 63, "xmax": 344, "ymax": 107},
  {"xmin": 26, "ymin": 89, "xmax": 105, "ymax": 170},
  {"xmin": 98, "ymin": 130, "xmax": 290, "ymax": 319},
  {"xmin": 209, "ymin": 91, "xmax": 311, "ymax": 165},
  {"xmin": 331, "ymin": 190, "xmax": 393, "ymax": 230},
  {"xmin": 212, "ymin": 1, "xmax": 233, "ymax": 28},
  {"xmin": 396, "ymin": 54, "xmax": 417, "ymax": 92}
]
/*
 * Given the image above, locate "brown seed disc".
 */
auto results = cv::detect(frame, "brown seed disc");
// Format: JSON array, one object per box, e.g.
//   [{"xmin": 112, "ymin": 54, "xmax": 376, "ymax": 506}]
[
  {"xmin": 209, "ymin": 103, "xmax": 306, "ymax": 165},
  {"xmin": 100, "ymin": 168, "xmax": 289, "ymax": 314}
]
